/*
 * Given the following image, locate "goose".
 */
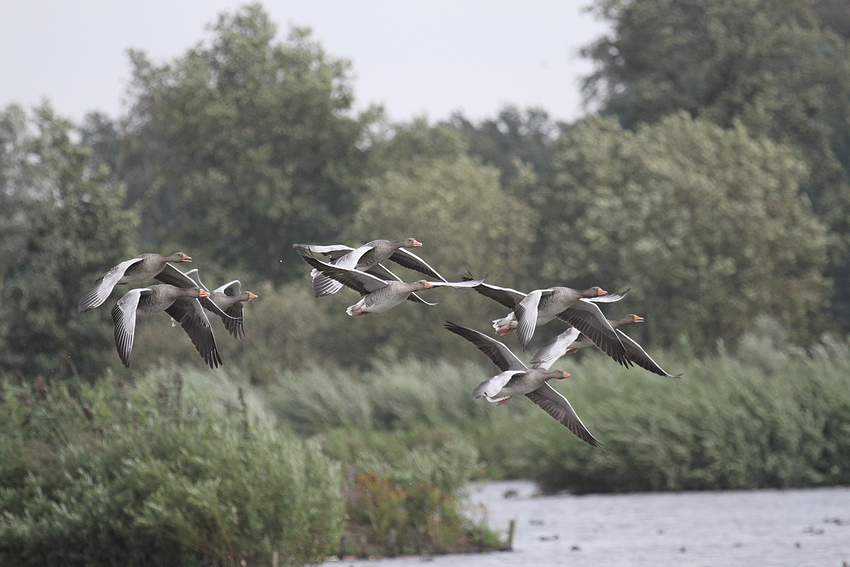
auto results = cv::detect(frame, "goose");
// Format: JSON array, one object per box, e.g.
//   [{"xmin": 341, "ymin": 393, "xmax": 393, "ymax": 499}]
[
  {"xmin": 293, "ymin": 238, "xmax": 446, "ymax": 299},
  {"xmin": 531, "ymin": 314, "xmax": 682, "ymax": 378},
  {"xmin": 154, "ymin": 264, "xmax": 258, "ymax": 340},
  {"xmin": 463, "ymin": 276, "xmax": 632, "ymax": 366},
  {"xmin": 299, "ymin": 254, "xmax": 483, "ymax": 316},
  {"xmin": 444, "ymin": 321, "xmax": 598, "ymax": 447},
  {"xmin": 78, "ymin": 252, "xmax": 192, "ymax": 312},
  {"xmin": 111, "ymin": 284, "xmax": 221, "ymax": 369}
]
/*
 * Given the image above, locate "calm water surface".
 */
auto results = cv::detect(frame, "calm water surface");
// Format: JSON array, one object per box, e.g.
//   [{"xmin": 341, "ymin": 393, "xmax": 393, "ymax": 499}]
[{"xmin": 325, "ymin": 480, "xmax": 850, "ymax": 567}]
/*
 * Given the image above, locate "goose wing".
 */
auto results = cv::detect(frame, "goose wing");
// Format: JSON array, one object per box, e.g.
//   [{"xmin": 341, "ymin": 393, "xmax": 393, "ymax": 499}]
[
  {"xmin": 617, "ymin": 330, "xmax": 682, "ymax": 378},
  {"xmin": 586, "ymin": 288, "xmax": 630, "ymax": 303},
  {"xmin": 472, "ymin": 370, "xmax": 525, "ymax": 399},
  {"xmin": 300, "ymin": 255, "xmax": 388, "ymax": 295},
  {"xmin": 525, "ymin": 383, "xmax": 600, "ymax": 447},
  {"xmin": 165, "ymin": 297, "xmax": 222, "ymax": 369},
  {"xmin": 155, "ymin": 265, "xmax": 235, "ymax": 324},
  {"xmin": 215, "ymin": 280, "xmax": 249, "ymax": 339},
  {"xmin": 292, "ymin": 243, "xmax": 354, "ymax": 261},
  {"xmin": 529, "ymin": 327, "xmax": 582, "ymax": 370},
  {"xmin": 444, "ymin": 321, "xmax": 526, "ymax": 372},
  {"xmin": 78, "ymin": 257, "xmax": 145, "ymax": 312},
  {"xmin": 422, "ymin": 277, "xmax": 486, "ymax": 289},
  {"xmin": 514, "ymin": 289, "xmax": 551, "ymax": 351},
  {"xmin": 388, "ymin": 248, "xmax": 447, "ymax": 282},
  {"xmin": 461, "ymin": 275, "xmax": 527, "ymax": 310},
  {"xmin": 556, "ymin": 299, "xmax": 632, "ymax": 368},
  {"xmin": 110, "ymin": 287, "xmax": 151, "ymax": 367},
  {"xmin": 295, "ymin": 244, "xmax": 372, "ymax": 296}
]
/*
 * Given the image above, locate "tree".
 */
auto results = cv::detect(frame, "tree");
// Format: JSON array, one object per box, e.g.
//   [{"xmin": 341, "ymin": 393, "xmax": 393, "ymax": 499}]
[
  {"xmin": 581, "ymin": 0, "xmax": 850, "ymax": 325},
  {"xmin": 534, "ymin": 113, "xmax": 830, "ymax": 351},
  {"xmin": 0, "ymin": 104, "xmax": 138, "ymax": 380},
  {"xmin": 123, "ymin": 4, "xmax": 376, "ymax": 282},
  {"xmin": 449, "ymin": 105, "xmax": 560, "ymax": 192}
]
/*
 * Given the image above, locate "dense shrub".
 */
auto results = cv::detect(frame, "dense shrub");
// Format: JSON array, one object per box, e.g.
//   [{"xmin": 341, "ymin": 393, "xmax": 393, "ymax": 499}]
[{"xmin": 0, "ymin": 372, "xmax": 344, "ymax": 567}]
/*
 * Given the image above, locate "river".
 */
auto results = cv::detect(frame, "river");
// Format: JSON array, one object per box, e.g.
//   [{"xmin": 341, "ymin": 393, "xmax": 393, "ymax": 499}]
[{"xmin": 324, "ymin": 480, "xmax": 850, "ymax": 567}]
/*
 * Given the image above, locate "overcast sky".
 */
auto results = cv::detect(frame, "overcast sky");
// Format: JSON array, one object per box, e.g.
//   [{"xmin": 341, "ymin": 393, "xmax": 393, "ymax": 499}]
[{"xmin": 1, "ymin": 1, "xmax": 609, "ymax": 126}]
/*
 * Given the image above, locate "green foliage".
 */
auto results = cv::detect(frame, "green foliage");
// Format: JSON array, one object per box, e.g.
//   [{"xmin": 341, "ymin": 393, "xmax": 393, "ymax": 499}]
[
  {"xmin": 582, "ymin": 0, "xmax": 850, "ymax": 323},
  {"xmin": 268, "ymin": 358, "xmax": 482, "ymax": 435},
  {"xmin": 344, "ymin": 471, "xmax": 479, "ymax": 557},
  {"xmin": 449, "ymin": 105, "xmax": 560, "ymax": 191},
  {"xmin": 0, "ymin": 372, "xmax": 344, "ymax": 566},
  {"xmin": 535, "ymin": 112, "xmax": 830, "ymax": 350},
  {"xmin": 124, "ymin": 3, "xmax": 377, "ymax": 282},
  {"xmin": 0, "ymin": 104, "xmax": 138, "ymax": 380}
]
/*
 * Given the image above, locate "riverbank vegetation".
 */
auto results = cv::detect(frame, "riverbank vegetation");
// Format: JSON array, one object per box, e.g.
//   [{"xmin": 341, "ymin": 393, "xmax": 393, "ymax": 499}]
[{"xmin": 0, "ymin": 371, "xmax": 503, "ymax": 566}]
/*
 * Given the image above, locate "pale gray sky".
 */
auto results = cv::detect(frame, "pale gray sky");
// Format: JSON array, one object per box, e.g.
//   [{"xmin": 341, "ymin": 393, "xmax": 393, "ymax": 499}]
[{"xmin": 0, "ymin": 1, "xmax": 609, "ymax": 125}]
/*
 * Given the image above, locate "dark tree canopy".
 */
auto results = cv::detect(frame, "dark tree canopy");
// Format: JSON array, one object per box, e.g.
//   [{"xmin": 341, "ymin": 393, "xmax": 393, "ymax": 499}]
[{"xmin": 0, "ymin": 104, "xmax": 138, "ymax": 380}]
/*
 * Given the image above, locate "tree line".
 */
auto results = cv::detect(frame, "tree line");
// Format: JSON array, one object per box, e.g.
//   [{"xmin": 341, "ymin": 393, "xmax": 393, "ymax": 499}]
[{"xmin": 2, "ymin": 0, "xmax": 849, "ymax": 382}]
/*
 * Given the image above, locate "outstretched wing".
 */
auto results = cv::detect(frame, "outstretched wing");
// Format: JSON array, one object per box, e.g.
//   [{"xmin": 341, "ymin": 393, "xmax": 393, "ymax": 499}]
[
  {"xmin": 556, "ymin": 299, "xmax": 632, "ymax": 368},
  {"xmin": 529, "ymin": 327, "xmax": 582, "ymax": 370},
  {"xmin": 300, "ymin": 255, "xmax": 389, "ymax": 295},
  {"xmin": 460, "ymin": 274, "xmax": 527, "ymax": 310},
  {"xmin": 444, "ymin": 321, "xmax": 527, "ymax": 372},
  {"xmin": 110, "ymin": 287, "xmax": 151, "ymax": 367},
  {"xmin": 586, "ymin": 288, "xmax": 630, "ymax": 303},
  {"xmin": 525, "ymin": 383, "xmax": 600, "ymax": 447},
  {"xmin": 388, "ymin": 248, "xmax": 447, "ymax": 282},
  {"xmin": 78, "ymin": 257, "xmax": 144, "ymax": 312},
  {"xmin": 165, "ymin": 297, "xmax": 222, "ymax": 369},
  {"xmin": 617, "ymin": 330, "xmax": 682, "ymax": 378},
  {"xmin": 292, "ymin": 243, "xmax": 355, "ymax": 261}
]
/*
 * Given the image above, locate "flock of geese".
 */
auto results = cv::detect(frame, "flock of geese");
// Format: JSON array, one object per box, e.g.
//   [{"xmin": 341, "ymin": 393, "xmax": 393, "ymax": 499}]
[
  {"xmin": 78, "ymin": 253, "xmax": 257, "ymax": 369},
  {"xmin": 293, "ymin": 238, "xmax": 681, "ymax": 447},
  {"xmin": 78, "ymin": 238, "xmax": 680, "ymax": 447}
]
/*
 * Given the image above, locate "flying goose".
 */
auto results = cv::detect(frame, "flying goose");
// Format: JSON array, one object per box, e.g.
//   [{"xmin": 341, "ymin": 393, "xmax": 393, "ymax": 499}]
[
  {"xmin": 445, "ymin": 321, "xmax": 598, "ymax": 447},
  {"xmin": 300, "ymin": 254, "xmax": 482, "ymax": 316},
  {"xmin": 78, "ymin": 252, "xmax": 192, "ymax": 312},
  {"xmin": 293, "ymin": 238, "xmax": 446, "ymax": 300},
  {"xmin": 154, "ymin": 264, "xmax": 257, "ymax": 340},
  {"xmin": 111, "ymin": 284, "xmax": 221, "ymax": 369},
  {"xmin": 463, "ymin": 277, "xmax": 632, "ymax": 366}
]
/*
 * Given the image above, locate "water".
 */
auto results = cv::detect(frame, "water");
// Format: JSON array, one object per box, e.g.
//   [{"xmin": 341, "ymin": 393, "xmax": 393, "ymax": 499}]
[{"xmin": 325, "ymin": 480, "xmax": 850, "ymax": 567}]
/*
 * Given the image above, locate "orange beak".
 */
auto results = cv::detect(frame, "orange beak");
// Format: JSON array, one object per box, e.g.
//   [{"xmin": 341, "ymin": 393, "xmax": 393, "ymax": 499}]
[
  {"xmin": 597, "ymin": 288, "xmax": 607, "ymax": 296},
  {"xmin": 182, "ymin": 254, "xmax": 193, "ymax": 262},
  {"xmin": 422, "ymin": 281, "xmax": 433, "ymax": 289},
  {"xmin": 633, "ymin": 315, "xmax": 645, "ymax": 323},
  {"xmin": 248, "ymin": 292, "xmax": 258, "ymax": 299},
  {"xmin": 412, "ymin": 239, "xmax": 423, "ymax": 247},
  {"xmin": 561, "ymin": 371, "xmax": 570, "ymax": 378},
  {"xmin": 198, "ymin": 289, "xmax": 210, "ymax": 297}
]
